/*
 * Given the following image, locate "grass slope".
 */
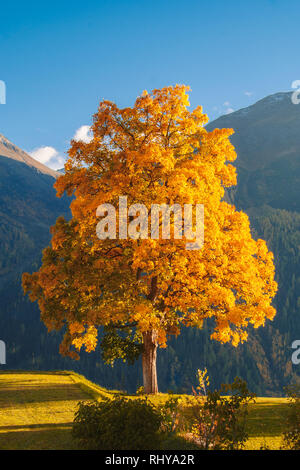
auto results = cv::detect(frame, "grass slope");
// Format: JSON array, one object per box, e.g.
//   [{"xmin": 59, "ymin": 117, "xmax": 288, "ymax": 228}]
[
  {"xmin": 0, "ymin": 371, "xmax": 290, "ymax": 450},
  {"xmin": 0, "ymin": 371, "xmax": 114, "ymax": 450}
]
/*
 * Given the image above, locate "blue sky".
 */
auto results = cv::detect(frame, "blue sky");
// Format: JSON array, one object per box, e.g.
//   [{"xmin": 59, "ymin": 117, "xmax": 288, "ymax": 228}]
[{"xmin": 0, "ymin": 0, "xmax": 299, "ymax": 169}]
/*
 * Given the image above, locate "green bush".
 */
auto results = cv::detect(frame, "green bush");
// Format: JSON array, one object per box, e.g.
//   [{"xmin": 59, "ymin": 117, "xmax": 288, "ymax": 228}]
[
  {"xmin": 188, "ymin": 375, "xmax": 256, "ymax": 450},
  {"xmin": 158, "ymin": 395, "xmax": 182, "ymax": 434},
  {"xmin": 72, "ymin": 395, "xmax": 162, "ymax": 450},
  {"xmin": 135, "ymin": 386, "xmax": 144, "ymax": 396}
]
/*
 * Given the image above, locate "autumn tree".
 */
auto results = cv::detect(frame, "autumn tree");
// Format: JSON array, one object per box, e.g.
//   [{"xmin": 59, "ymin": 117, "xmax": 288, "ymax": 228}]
[{"xmin": 22, "ymin": 85, "xmax": 277, "ymax": 394}]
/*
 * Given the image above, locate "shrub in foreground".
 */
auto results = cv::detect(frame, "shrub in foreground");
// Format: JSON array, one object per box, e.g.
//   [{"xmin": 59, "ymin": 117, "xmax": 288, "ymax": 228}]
[
  {"xmin": 72, "ymin": 395, "xmax": 162, "ymax": 450},
  {"xmin": 186, "ymin": 371, "xmax": 256, "ymax": 450},
  {"xmin": 72, "ymin": 373, "xmax": 256, "ymax": 451}
]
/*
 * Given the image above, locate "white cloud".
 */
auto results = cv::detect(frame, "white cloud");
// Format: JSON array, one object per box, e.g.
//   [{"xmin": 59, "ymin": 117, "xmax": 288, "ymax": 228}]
[
  {"xmin": 219, "ymin": 101, "xmax": 234, "ymax": 115},
  {"xmin": 29, "ymin": 146, "xmax": 65, "ymax": 170},
  {"xmin": 28, "ymin": 124, "xmax": 92, "ymax": 171},
  {"xmin": 244, "ymin": 91, "xmax": 253, "ymax": 97},
  {"xmin": 73, "ymin": 125, "xmax": 92, "ymax": 143}
]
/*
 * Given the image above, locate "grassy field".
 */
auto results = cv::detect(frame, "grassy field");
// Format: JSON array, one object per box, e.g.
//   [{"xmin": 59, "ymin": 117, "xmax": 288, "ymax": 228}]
[{"xmin": 0, "ymin": 371, "xmax": 290, "ymax": 450}]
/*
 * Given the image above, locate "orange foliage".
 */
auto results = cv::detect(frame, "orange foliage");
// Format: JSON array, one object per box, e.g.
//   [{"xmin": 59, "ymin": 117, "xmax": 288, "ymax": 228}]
[{"xmin": 22, "ymin": 85, "xmax": 277, "ymax": 358}]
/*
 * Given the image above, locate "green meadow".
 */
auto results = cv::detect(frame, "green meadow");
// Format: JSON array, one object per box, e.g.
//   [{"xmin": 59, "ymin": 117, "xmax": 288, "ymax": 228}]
[{"xmin": 0, "ymin": 371, "xmax": 290, "ymax": 450}]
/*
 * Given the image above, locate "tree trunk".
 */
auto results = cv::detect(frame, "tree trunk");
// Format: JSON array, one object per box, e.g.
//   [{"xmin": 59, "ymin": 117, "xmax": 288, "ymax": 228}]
[{"xmin": 142, "ymin": 330, "xmax": 158, "ymax": 394}]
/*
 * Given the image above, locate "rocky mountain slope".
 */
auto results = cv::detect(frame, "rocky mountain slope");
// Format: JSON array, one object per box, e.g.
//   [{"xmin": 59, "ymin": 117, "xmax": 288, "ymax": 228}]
[{"xmin": 0, "ymin": 134, "xmax": 58, "ymax": 178}]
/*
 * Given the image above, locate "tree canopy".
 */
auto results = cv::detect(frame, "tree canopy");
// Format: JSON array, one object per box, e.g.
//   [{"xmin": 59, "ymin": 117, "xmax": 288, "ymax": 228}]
[{"xmin": 23, "ymin": 85, "xmax": 277, "ymax": 392}]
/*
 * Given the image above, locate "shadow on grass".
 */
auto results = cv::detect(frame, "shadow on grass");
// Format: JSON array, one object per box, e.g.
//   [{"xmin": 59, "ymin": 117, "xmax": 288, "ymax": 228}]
[
  {"xmin": 0, "ymin": 370, "xmax": 121, "ymax": 399},
  {"xmin": 0, "ymin": 424, "xmax": 199, "ymax": 451},
  {"xmin": 0, "ymin": 423, "xmax": 78, "ymax": 450},
  {"xmin": 246, "ymin": 402, "xmax": 290, "ymax": 437},
  {"xmin": 0, "ymin": 370, "xmax": 72, "ymax": 376},
  {"xmin": 0, "ymin": 422, "xmax": 73, "ymax": 431},
  {"xmin": 0, "ymin": 384, "xmax": 88, "ymax": 407}
]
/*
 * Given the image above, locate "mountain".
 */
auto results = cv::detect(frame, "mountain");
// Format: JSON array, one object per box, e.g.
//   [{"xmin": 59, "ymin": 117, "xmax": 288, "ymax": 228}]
[
  {"xmin": 0, "ymin": 135, "xmax": 73, "ymax": 374},
  {"xmin": 0, "ymin": 134, "xmax": 69, "ymax": 289},
  {"xmin": 0, "ymin": 134, "xmax": 58, "ymax": 178},
  {"xmin": 206, "ymin": 92, "xmax": 300, "ymax": 211},
  {"xmin": 205, "ymin": 92, "xmax": 300, "ymax": 393}
]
